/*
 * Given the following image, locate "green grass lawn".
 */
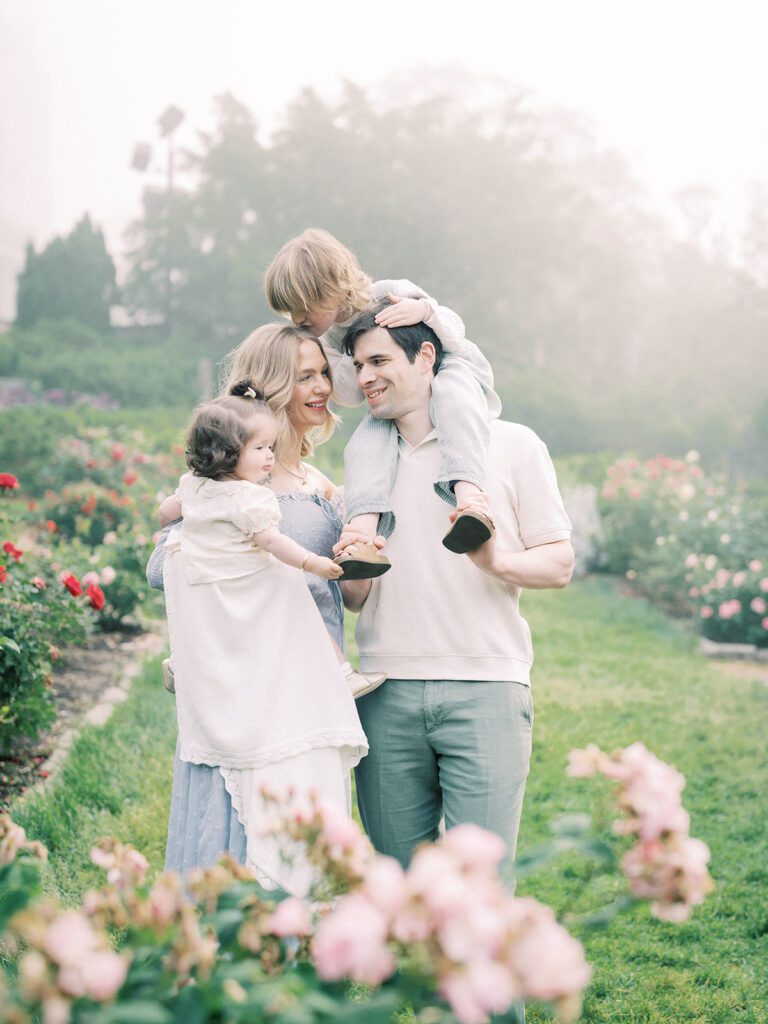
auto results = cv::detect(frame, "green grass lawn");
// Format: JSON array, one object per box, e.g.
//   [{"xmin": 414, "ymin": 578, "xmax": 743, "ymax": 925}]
[{"xmin": 11, "ymin": 578, "xmax": 768, "ymax": 1022}]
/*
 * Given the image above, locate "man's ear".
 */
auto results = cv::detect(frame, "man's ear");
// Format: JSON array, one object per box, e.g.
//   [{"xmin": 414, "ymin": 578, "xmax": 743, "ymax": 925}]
[{"xmin": 418, "ymin": 341, "xmax": 437, "ymax": 374}]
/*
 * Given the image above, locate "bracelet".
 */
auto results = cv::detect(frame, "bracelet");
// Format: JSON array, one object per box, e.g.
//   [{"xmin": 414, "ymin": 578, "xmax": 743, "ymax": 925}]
[{"xmin": 300, "ymin": 552, "xmax": 311, "ymax": 571}]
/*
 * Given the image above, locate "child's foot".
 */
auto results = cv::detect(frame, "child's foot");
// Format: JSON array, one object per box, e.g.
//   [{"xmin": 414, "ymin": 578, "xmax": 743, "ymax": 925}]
[
  {"xmin": 442, "ymin": 511, "xmax": 495, "ymax": 554},
  {"xmin": 162, "ymin": 658, "xmax": 176, "ymax": 694},
  {"xmin": 333, "ymin": 541, "xmax": 391, "ymax": 580},
  {"xmin": 345, "ymin": 669, "xmax": 386, "ymax": 699}
]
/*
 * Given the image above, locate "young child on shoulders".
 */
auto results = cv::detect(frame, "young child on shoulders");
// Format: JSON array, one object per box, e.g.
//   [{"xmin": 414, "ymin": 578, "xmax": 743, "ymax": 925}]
[
  {"xmin": 159, "ymin": 380, "xmax": 384, "ymax": 699},
  {"xmin": 264, "ymin": 228, "xmax": 501, "ymax": 574}
]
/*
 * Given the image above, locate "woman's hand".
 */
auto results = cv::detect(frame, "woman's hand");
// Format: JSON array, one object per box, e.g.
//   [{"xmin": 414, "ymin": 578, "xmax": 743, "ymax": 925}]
[{"xmin": 307, "ymin": 554, "xmax": 344, "ymax": 580}]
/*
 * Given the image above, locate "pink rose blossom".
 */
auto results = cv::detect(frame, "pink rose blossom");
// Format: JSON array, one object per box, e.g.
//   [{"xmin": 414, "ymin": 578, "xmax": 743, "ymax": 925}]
[
  {"xmin": 45, "ymin": 911, "xmax": 98, "ymax": 966},
  {"xmin": 18, "ymin": 949, "xmax": 48, "ymax": 999},
  {"xmin": 714, "ymin": 569, "xmax": 731, "ymax": 589},
  {"xmin": 312, "ymin": 893, "xmax": 394, "ymax": 985},
  {"xmin": 439, "ymin": 960, "xmax": 520, "ymax": 1024},
  {"xmin": 509, "ymin": 902, "xmax": 592, "ymax": 1002},
  {"xmin": 760, "ymin": 577, "xmax": 768, "ymax": 593},
  {"xmin": 763, "ymin": 617, "xmax": 768, "ymax": 630},
  {"xmin": 82, "ymin": 571, "xmax": 101, "ymax": 587},
  {"xmin": 684, "ymin": 554, "xmax": 698, "ymax": 569},
  {"xmin": 79, "ymin": 950, "xmax": 128, "ymax": 1000},
  {"xmin": 268, "ymin": 896, "xmax": 313, "ymax": 937},
  {"xmin": 438, "ymin": 899, "xmax": 508, "ymax": 962},
  {"xmin": 441, "ymin": 822, "xmax": 507, "ymax": 872},
  {"xmin": 748, "ymin": 559, "xmax": 762, "ymax": 572},
  {"xmin": 750, "ymin": 597, "xmax": 767, "ymax": 615},
  {"xmin": 41, "ymin": 997, "xmax": 71, "ymax": 1024},
  {"xmin": 718, "ymin": 599, "xmax": 741, "ymax": 620},
  {"xmin": 148, "ymin": 874, "xmax": 184, "ymax": 927},
  {"xmin": 90, "ymin": 847, "xmax": 115, "ymax": 871},
  {"xmin": 317, "ymin": 799, "xmax": 365, "ymax": 849},
  {"xmin": 361, "ymin": 856, "xmax": 408, "ymax": 915},
  {"xmin": 688, "ymin": 587, "xmax": 699, "ymax": 598},
  {"xmin": 567, "ymin": 744, "xmax": 608, "ymax": 777},
  {"xmin": 700, "ymin": 605, "xmax": 713, "ymax": 619},
  {"xmin": 100, "ymin": 565, "xmax": 116, "ymax": 585},
  {"xmin": 731, "ymin": 571, "xmax": 747, "ymax": 588},
  {"xmin": 59, "ymin": 951, "xmax": 128, "ymax": 1000}
]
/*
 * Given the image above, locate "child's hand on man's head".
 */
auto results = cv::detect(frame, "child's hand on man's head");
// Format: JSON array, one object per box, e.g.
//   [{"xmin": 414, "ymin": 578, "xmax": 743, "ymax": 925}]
[{"xmin": 375, "ymin": 294, "xmax": 431, "ymax": 328}]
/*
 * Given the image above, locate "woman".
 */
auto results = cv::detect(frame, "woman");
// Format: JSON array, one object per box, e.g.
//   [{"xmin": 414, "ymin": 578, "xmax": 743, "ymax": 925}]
[{"xmin": 147, "ymin": 323, "xmax": 373, "ymax": 887}]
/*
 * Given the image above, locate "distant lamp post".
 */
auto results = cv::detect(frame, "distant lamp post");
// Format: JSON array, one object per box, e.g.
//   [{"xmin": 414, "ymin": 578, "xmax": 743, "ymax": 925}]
[{"xmin": 131, "ymin": 105, "xmax": 185, "ymax": 335}]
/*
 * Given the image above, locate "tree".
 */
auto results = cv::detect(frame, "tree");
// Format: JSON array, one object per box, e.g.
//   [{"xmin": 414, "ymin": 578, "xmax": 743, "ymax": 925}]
[{"xmin": 15, "ymin": 215, "xmax": 117, "ymax": 330}]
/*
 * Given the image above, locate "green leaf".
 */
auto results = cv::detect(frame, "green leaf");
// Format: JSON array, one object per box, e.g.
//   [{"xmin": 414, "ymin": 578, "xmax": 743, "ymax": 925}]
[
  {"xmin": 0, "ymin": 636, "xmax": 20, "ymax": 654},
  {"xmin": 549, "ymin": 813, "xmax": 592, "ymax": 837},
  {"xmin": 95, "ymin": 1002, "xmax": 174, "ymax": 1024}
]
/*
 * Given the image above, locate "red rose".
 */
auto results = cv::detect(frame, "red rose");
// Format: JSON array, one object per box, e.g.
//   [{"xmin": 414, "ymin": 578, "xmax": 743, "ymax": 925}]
[
  {"xmin": 0, "ymin": 473, "xmax": 19, "ymax": 490},
  {"xmin": 81, "ymin": 495, "xmax": 97, "ymax": 515},
  {"xmin": 86, "ymin": 583, "xmax": 105, "ymax": 611},
  {"xmin": 46, "ymin": 520, "xmax": 58, "ymax": 533},
  {"xmin": 110, "ymin": 443, "xmax": 125, "ymax": 462},
  {"xmin": 2, "ymin": 541, "xmax": 22, "ymax": 561},
  {"xmin": 123, "ymin": 470, "xmax": 138, "ymax": 486},
  {"xmin": 59, "ymin": 571, "xmax": 82, "ymax": 597},
  {"xmin": 0, "ymin": 565, "xmax": 7, "ymax": 583}
]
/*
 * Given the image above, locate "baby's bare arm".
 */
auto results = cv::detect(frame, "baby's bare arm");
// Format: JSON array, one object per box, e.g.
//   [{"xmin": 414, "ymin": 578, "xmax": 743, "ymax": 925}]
[
  {"xmin": 158, "ymin": 495, "xmax": 182, "ymax": 526},
  {"xmin": 253, "ymin": 526, "xmax": 342, "ymax": 579}
]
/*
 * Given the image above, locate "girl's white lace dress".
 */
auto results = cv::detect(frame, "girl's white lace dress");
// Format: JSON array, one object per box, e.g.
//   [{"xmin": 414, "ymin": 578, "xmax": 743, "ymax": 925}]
[{"xmin": 163, "ymin": 473, "xmax": 367, "ymax": 894}]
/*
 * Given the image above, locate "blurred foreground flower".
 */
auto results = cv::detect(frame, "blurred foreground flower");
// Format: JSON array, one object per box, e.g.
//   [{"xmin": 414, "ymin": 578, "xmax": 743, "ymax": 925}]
[{"xmin": 568, "ymin": 742, "xmax": 713, "ymax": 921}]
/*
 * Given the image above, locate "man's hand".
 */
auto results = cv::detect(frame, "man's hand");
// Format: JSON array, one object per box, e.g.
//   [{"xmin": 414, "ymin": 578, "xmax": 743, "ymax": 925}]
[
  {"xmin": 447, "ymin": 495, "xmax": 500, "ymax": 575},
  {"xmin": 375, "ymin": 294, "xmax": 431, "ymax": 328},
  {"xmin": 333, "ymin": 529, "xmax": 387, "ymax": 558}
]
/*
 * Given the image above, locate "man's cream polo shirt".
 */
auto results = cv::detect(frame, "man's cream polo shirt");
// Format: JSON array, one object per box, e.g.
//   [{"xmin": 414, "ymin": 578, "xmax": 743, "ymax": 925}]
[{"xmin": 355, "ymin": 420, "xmax": 572, "ymax": 685}]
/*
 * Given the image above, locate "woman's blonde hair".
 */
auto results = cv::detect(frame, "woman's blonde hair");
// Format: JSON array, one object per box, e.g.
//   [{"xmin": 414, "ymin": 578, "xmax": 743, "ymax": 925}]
[
  {"xmin": 264, "ymin": 228, "xmax": 373, "ymax": 317},
  {"xmin": 218, "ymin": 323, "xmax": 338, "ymax": 459}
]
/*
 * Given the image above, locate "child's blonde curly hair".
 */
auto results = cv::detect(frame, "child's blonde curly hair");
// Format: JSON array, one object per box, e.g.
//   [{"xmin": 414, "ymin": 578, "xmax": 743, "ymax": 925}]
[{"xmin": 265, "ymin": 228, "xmax": 372, "ymax": 317}]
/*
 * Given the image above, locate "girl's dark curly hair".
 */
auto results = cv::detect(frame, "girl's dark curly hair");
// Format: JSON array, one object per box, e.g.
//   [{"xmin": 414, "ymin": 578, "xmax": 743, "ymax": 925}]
[{"xmin": 185, "ymin": 380, "xmax": 274, "ymax": 480}]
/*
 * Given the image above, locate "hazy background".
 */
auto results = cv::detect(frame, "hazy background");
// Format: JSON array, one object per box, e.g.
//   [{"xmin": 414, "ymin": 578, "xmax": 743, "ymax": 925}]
[{"xmin": 2, "ymin": 0, "xmax": 767, "ymax": 472}]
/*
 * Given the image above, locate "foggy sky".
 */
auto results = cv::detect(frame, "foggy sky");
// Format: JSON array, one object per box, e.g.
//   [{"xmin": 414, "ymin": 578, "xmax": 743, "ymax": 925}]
[{"xmin": 2, "ymin": 0, "xmax": 768, "ymax": 320}]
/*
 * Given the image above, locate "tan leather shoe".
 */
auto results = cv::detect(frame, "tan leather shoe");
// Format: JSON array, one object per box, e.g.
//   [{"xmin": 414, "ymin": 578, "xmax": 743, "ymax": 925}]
[
  {"xmin": 333, "ymin": 541, "xmax": 391, "ymax": 580},
  {"xmin": 346, "ymin": 670, "xmax": 386, "ymax": 699},
  {"xmin": 162, "ymin": 658, "xmax": 176, "ymax": 694},
  {"xmin": 442, "ymin": 510, "xmax": 495, "ymax": 554}
]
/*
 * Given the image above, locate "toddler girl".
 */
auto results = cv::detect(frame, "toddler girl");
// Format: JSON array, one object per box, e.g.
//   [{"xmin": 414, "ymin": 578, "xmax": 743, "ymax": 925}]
[
  {"xmin": 265, "ymin": 228, "xmax": 502, "ymax": 573},
  {"xmin": 160, "ymin": 381, "xmax": 369, "ymax": 893},
  {"xmin": 160, "ymin": 381, "xmax": 384, "ymax": 699}
]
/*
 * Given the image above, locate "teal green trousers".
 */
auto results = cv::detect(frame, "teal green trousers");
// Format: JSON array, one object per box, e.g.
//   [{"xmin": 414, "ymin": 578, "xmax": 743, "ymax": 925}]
[{"xmin": 354, "ymin": 679, "xmax": 533, "ymax": 870}]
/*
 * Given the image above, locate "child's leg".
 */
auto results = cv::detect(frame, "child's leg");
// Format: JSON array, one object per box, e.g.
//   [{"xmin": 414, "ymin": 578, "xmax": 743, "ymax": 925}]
[
  {"xmin": 330, "ymin": 635, "xmax": 386, "ymax": 700},
  {"xmin": 343, "ymin": 414, "xmax": 399, "ymax": 539},
  {"xmin": 430, "ymin": 354, "xmax": 491, "ymax": 507}
]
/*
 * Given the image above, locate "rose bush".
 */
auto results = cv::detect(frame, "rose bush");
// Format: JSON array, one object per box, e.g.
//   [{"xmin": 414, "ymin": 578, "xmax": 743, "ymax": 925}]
[
  {"xmin": 0, "ymin": 745, "xmax": 712, "ymax": 1024},
  {"xmin": 0, "ymin": 481, "xmax": 99, "ymax": 754},
  {"xmin": 597, "ymin": 453, "xmax": 768, "ymax": 644}
]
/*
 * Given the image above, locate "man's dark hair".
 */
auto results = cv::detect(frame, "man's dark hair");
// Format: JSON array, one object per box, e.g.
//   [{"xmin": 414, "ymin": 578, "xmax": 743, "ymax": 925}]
[{"xmin": 342, "ymin": 300, "xmax": 444, "ymax": 372}]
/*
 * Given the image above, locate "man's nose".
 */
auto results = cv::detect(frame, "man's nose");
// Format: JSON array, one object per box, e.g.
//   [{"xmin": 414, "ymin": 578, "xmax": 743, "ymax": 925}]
[{"xmin": 358, "ymin": 364, "xmax": 376, "ymax": 385}]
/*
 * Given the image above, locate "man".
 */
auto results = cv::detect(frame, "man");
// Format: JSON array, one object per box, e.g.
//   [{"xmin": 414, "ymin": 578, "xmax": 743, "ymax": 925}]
[{"xmin": 338, "ymin": 303, "xmax": 574, "ymax": 870}]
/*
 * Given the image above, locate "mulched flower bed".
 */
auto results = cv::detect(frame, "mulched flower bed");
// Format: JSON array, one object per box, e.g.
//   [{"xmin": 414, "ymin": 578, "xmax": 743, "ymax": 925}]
[{"xmin": 1, "ymin": 627, "xmax": 163, "ymax": 810}]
